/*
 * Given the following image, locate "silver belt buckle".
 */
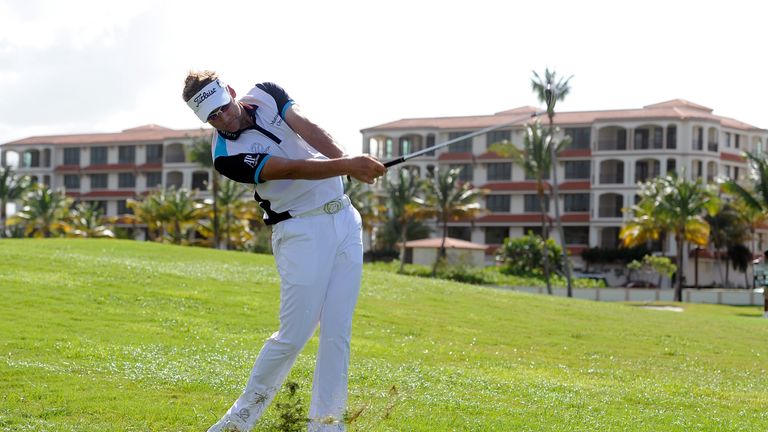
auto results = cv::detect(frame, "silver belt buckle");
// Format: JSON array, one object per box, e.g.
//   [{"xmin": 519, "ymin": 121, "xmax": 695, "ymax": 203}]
[{"xmin": 323, "ymin": 199, "xmax": 343, "ymax": 214}]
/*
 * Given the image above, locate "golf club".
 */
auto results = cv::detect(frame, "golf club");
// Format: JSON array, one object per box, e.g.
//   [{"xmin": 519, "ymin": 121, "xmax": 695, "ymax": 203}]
[{"xmin": 382, "ymin": 108, "xmax": 548, "ymax": 168}]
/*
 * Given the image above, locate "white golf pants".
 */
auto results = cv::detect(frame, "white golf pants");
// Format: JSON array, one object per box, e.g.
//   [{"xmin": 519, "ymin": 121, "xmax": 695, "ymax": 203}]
[{"xmin": 218, "ymin": 205, "xmax": 363, "ymax": 431}]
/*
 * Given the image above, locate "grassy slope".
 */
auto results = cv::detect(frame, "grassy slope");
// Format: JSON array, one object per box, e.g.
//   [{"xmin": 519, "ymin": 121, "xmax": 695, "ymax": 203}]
[{"xmin": 0, "ymin": 239, "xmax": 766, "ymax": 432}]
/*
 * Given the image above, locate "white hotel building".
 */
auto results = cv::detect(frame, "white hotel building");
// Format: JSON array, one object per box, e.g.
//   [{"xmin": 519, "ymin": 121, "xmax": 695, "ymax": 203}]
[
  {"xmin": 361, "ymin": 99, "xmax": 768, "ymax": 286},
  {"xmin": 0, "ymin": 124, "xmax": 211, "ymax": 217}
]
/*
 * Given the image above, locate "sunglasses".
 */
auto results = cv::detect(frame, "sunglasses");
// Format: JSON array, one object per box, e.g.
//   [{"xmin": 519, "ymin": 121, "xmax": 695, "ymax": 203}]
[{"xmin": 207, "ymin": 102, "xmax": 232, "ymax": 122}]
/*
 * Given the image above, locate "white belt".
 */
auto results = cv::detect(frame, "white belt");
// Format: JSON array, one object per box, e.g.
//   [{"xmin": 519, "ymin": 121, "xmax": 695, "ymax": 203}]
[{"xmin": 293, "ymin": 195, "xmax": 351, "ymax": 218}]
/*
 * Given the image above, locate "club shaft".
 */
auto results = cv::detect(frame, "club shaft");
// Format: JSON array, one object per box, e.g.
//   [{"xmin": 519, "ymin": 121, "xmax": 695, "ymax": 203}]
[{"xmin": 383, "ymin": 110, "xmax": 546, "ymax": 168}]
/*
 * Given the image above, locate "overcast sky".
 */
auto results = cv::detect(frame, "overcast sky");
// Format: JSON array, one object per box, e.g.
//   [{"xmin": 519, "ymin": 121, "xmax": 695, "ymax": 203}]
[{"xmin": 1, "ymin": 0, "xmax": 766, "ymax": 155}]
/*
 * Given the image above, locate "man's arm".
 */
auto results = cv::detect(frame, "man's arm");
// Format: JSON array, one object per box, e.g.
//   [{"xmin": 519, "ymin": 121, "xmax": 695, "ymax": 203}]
[
  {"xmin": 214, "ymin": 153, "xmax": 385, "ymax": 185},
  {"xmin": 283, "ymin": 105, "xmax": 345, "ymax": 159}
]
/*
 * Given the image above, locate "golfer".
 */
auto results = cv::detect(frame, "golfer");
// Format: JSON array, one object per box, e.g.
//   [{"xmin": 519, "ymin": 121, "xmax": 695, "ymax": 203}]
[{"xmin": 182, "ymin": 71, "xmax": 385, "ymax": 432}]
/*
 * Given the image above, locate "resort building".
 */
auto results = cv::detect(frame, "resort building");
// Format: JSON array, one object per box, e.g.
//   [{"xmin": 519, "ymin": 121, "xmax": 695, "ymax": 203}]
[
  {"xmin": 361, "ymin": 100, "xmax": 768, "ymax": 287},
  {"xmin": 0, "ymin": 124, "xmax": 211, "ymax": 219}
]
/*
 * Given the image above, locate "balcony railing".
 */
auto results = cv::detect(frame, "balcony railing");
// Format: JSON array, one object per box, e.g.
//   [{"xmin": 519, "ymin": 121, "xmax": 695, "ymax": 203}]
[
  {"xmin": 599, "ymin": 173, "xmax": 624, "ymax": 184},
  {"xmin": 598, "ymin": 206, "xmax": 623, "ymax": 218},
  {"xmin": 707, "ymin": 142, "xmax": 719, "ymax": 152}
]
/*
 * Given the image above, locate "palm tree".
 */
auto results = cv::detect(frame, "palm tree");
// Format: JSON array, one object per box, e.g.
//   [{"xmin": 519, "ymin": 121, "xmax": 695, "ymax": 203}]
[
  {"xmin": 621, "ymin": 172, "xmax": 719, "ymax": 301},
  {"xmin": 8, "ymin": 184, "xmax": 73, "ymax": 238},
  {"xmin": 721, "ymin": 151, "xmax": 768, "ymax": 289},
  {"xmin": 531, "ymin": 67, "xmax": 575, "ymax": 296},
  {"xmin": 345, "ymin": 178, "xmax": 385, "ymax": 252},
  {"xmin": 215, "ymin": 178, "xmax": 250, "ymax": 250},
  {"xmin": 126, "ymin": 193, "xmax": 164, "ymax": 241},
  {"xmin": 188, "ymin": 131, "xmax": 220, "ymax": 248},
  {"xmin": 0, "ymin": 167, "xmax": 31, "ymax": 237},
  {"xmin": 423, "ymin": 167, "xmax": 486, "ymax": 276},
  {"xmin": 490, "ymin": 121, "xmax": 567, "ymax": 294},
  {"xmin": 162, "ymin": 187, "xmax": 203, "ymax": 245},
  {"xmin": 705, "ymin": 203, "xmax": 749, "ymax": 287},
  {"xmin": 384, "ymin": 168, "xmax": 428, "ymax": 273},
  {"xmin": 67, "ymin": 201, "xmax": 116, "ymax": 238}
]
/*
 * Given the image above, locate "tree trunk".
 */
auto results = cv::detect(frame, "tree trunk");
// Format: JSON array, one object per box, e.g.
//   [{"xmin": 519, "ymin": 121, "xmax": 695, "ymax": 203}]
[
  {"xmin": 547, "ymin": 117, "xmax": 573, "ymax": 297},
  {"xmin": 398, "ymin": 221, "xmax": 407, "ymax": 274},
  {"xmin": 675, "ymin": 235, "xmax": 684, "ymax": 302},
  {"xmin": 432, "ymin": 215, "xmax": 448, "ymax": 277},
  {"xmin": 538, "ymin": 186, "xmax": 552, "ymax": 295},
  {"xmin": 0, "ymin": 198, "xmax": 6, "ymax": 238},
  {"xmin": 212, "ymin": 171, "xmax": 220, "ymax": 249}
]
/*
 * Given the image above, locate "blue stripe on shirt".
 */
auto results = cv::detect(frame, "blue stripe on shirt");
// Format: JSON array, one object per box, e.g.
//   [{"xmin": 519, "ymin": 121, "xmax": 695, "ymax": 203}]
[
  {"xmin": 254, "ymin": 154, "xmax": 272, "ymax": 184},
  {"xmin": 281, "ymin": 100, "xmax": 294, "ymax": 120},
  {"xmin": 214, "ymin": 133, "xmax": 228, "ymax": 159}
]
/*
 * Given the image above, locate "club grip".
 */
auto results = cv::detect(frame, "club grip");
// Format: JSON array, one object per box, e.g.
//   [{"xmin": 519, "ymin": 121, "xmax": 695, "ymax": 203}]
[{"xmin": 384, "ymin": 157, "xmax": 405, "ymax": 168}]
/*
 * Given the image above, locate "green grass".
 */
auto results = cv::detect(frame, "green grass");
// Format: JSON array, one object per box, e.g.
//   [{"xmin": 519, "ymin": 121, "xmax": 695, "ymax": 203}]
[{"xmin": 1, "ymin": 239, "xmax": 767, "ymax": 431}]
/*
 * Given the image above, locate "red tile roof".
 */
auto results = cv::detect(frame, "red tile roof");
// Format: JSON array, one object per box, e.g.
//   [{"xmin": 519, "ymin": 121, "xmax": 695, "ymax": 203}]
[
  {"xmin": 399, "ymin": 237, "xmax": 488, "ymax": 250},
  {"xmin": 2, "ymin": 125, "xmax": 211, "ymax": 146},
  {"xmin": 361, "ymin": 100, "xmax": 765, "ymax": 133}
]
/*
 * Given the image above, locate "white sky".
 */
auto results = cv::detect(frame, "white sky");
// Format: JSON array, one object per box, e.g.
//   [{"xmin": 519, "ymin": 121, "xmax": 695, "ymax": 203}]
[{"xmin": 1, "ymin": 0, "xmax": 766, "ymax": 155}]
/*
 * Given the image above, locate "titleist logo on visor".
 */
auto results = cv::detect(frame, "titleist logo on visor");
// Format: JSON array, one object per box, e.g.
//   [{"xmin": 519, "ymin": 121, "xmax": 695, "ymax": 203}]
[{"xmin": 194, "ymin": 87, "xmax": 217, "ymax": 108}]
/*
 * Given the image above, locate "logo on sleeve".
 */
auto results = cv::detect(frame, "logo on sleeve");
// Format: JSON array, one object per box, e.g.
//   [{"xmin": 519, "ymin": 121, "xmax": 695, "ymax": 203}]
[{"xmin": 244, "ymin": 154, "xmax": 258, "ymax": 168}]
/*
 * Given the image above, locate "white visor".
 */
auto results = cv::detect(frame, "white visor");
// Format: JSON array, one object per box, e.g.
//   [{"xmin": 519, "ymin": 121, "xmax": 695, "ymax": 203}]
[{"xmin": 186, "ymin": 79, "xmax": 232, "ymax": 122}]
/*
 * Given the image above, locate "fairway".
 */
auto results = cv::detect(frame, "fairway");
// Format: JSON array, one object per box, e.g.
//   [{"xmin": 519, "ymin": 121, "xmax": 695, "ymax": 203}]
[{"xmin": 1, "ymin": 239, "xmax": 767, "ymax": 431}]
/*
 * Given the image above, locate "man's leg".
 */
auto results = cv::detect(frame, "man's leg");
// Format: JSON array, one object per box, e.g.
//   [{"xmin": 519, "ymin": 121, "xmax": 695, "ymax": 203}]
[
  {"xmin": 308, "ymin": 207, "xmax": 364, "ymax": 431},
  {"xmin": 210, "ymin": 217, "xmax": 335, "ymax": 431}
]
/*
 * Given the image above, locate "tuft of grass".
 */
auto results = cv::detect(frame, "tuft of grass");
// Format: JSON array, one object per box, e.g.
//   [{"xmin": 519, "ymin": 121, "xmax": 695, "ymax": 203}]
[{"xmin": 1, "ymin": 239, "xmax": 767, "ymax": 431}]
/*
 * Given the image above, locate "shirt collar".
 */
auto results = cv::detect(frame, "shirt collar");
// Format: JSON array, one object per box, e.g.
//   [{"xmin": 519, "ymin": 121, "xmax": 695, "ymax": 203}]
[{"xmin": 216, "ymin": 103, "xmax": 258, "ymax": 141}]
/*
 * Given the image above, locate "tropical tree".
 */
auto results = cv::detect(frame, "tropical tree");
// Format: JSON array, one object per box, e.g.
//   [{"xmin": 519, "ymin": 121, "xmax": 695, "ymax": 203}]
[
  {"xmin": 704, "ymin": 203, "xmax": 749, "ymax": 287},
  {"xmin": 188, "ymin": 131, "xmax": 220, "ymax": 248},
  {"xmin": 0, "ymin": 167, "xmax": 31, "ymax": 237},
  {"xmin": 345, "ymin": 178, "xmax": 386, "ymax": 251},
  {"xmin": 126, "ymin": 193, "xmax": 164, "ymax": 241},
  {"xmin": 7, "ymin": 184, "xmax": 73, "ymax": 238},
  {"xmin": 531, "ymin": 67, "xmax": 575, "ymax": 296},
  {"xmin": 490, "ymin": 121, "xmax": 567, "ymax": 294},
  {"xmin": 162, "ymin": 187, "xmax": 204, "ymax": 245},
  {"xmin": 67, "ymin": 201, "xmax": 116, "ymax": 238},
  {"xmin": 384, "ymin": 168, "xmax": 429, "ymax": 273},
  {"xmin": 422, "ymin": 167, "xmax": 486, "ymax": 276},
  {"xmin": 621, "ymin": 172, "xmax": 719, "ymax": 301}
]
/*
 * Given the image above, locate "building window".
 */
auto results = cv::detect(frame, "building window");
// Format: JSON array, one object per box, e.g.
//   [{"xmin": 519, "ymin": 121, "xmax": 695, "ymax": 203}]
[
  {"xmin": 117, "ymin": 200, "xmax": 133, "ymax": 215},
  {"xmin": 486, "ymin": 195, "xmax": 511, "ymax": 212},
  {"xmin": 564, "ymin": 226, "xmax": 589, "ymax": 245},
  {"xmin": 145, "ymin": 172, "xmax": 162, "ymax": 188},
  {"xmin": 486, "ymin": 162, "xmax": 512, "ymax": 181},
  {"xmin": 735, "ymin": 134, "xmax": 741, "ymax": 149},
  {"xmin": 486, "ymin": 130, "xmax": 511, "ymax": 148},
  {"xmin": 653, "ymin": 128, "xmax": 663, "ymax": 149},
  {"xmin": 666, "ymin": 158, "xmax": 676, "ymax": 175},
  {"xmin": 90, "ymin": 174, "xmax": 108, "ymax": 189},
  {"xmin": 725, "ymin": 132, "xmax": 732, "ymax": 148},
  {"xmin": 63, "ymin": 148, "xmax": 80, "ymax": 165},
  {"xmin": 485, "ymin": 227, "xmax": 508, "ymax": 244},
  {"xmin": 448, "ymin": 132, "xmax": 473, "ymax": 153},
  {"xmin": 87, "ymin": 200, "xmax": 107, "ymax": 213},
  {"xmin": 564, "ymin": 193, "xmax": 590, "ymax": 212},
  {"xmin": 425, "ymin": 134, "xmax": 436, "ymax": 156},
  {"xmin": 90, "ymin": 147, "xmax": 107, "ymax": 165},
  {"xmin": 524, "ymin": 194, "xmax": 549, "ymax": 212},
  {"xmin": 448, "ymin": 164, "xmax": 473, "ymax": 182},
  {"xmin": 192, "ymin": 171, "xmax": 209, "ymax": 190},
  {"xmin": 447, "ymin": 226, "xmax": 471, "ymax": 241},
  {"xmin": 118, "ymin": 146, "xmax": 136, "ymax": 164},
  {"xmin": 64, "ymin": 174, "xmax": 80, "ymax": 189},
  {"xmin": 146, "ymin": 144, "xmax": 163, "ymax": 164},
  {"xmin": 666, "ymin": 126, "xmax": 677, "ymax": 149},
  {"xmin": 118, "ymin": 172, "xmax": 136, "ymax": 188},
  {"xmin": 634, "ymin": 129, "xmax": 649, "ymax": 150},
  {"xmin": 564, "ymin": 128, "xmax": 590, "ymax": 150},
  {"xmin": 564, "ymin": 161, "xmax": 590, "ymax": 179}
]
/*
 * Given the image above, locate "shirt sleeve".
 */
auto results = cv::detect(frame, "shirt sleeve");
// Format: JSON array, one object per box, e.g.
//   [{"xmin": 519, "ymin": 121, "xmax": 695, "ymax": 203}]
[
  {"xmin": 255, "ymin": 82, "xmax": 294, "ymax": 120},
  {"xmin": 213, "ymin": 153, "xmax": 272, "ymax": 184}
]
